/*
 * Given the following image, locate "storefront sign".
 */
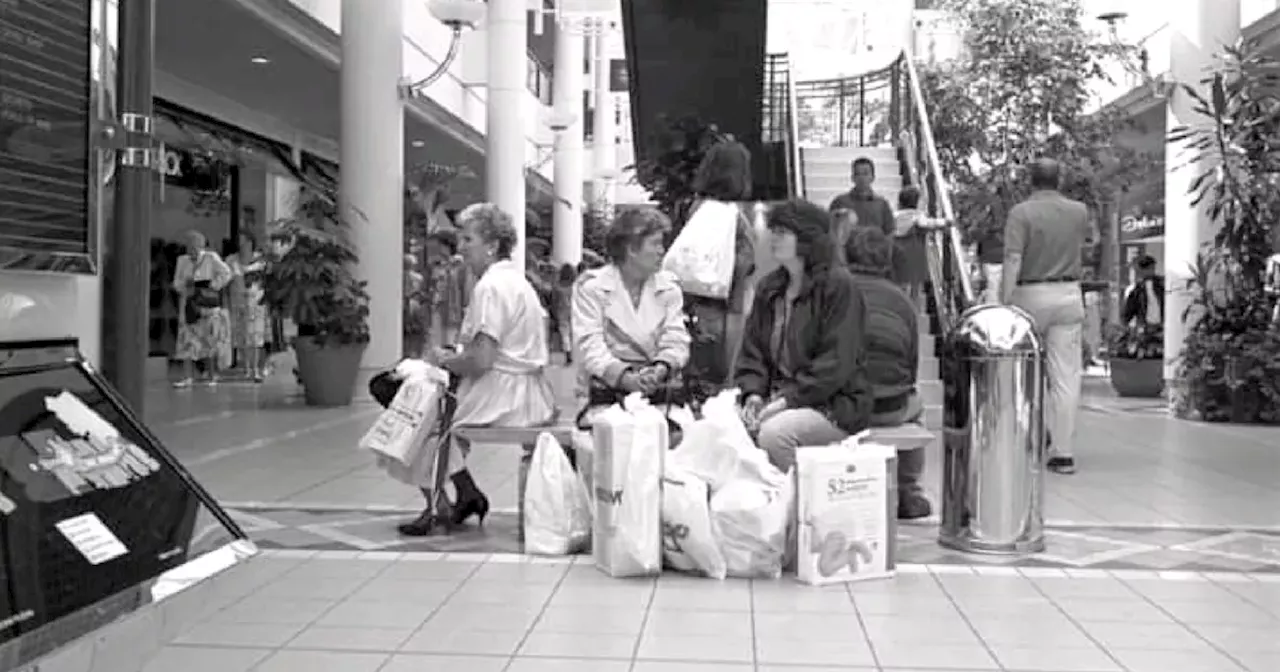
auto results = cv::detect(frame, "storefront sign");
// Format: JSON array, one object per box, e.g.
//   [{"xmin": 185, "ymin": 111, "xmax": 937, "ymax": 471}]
[
  {"xmin": 0, "ymin": 0, "xmax": 94, "ymax": 273},
  {"xmin": 1120, "ymin": 215, "xmax": 1164, "ymax": 243}
]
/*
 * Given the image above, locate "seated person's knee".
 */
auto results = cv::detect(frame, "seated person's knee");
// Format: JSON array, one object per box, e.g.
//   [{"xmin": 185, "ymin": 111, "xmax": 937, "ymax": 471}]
[{"xmin": 756, "ymin": 416, "xmax": 799, "ymax": 472}]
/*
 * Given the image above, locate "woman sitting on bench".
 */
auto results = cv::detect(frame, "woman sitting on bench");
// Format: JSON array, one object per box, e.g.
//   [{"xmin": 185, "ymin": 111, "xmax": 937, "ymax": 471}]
[
  {"xmin": 735, "ymin": 200, "xmax": 874, "ymax": 472},
  {"xmin": 399, "ymin": 203, "xmax": 556, "ymax": 537},
  {"xmin": 572, "ymin": 208, "xmax": 691, "ymax": 425}
]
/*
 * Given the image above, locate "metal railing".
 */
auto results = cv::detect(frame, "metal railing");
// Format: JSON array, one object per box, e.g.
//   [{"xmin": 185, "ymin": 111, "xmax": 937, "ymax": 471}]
[
  {"xmin": 793, "ymin": 63, "xmax": 899, "ymax": 147},
  {"xmin": 897, "ymin": 51, "xmax": 974, "ymax": 329},
  {"xmin": 762, "ymin": 53, "xmax": 803, "ymax": 199}
]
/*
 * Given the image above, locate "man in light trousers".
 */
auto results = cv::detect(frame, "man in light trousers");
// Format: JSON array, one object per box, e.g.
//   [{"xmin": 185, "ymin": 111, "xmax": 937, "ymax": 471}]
[{"xmin": 1000, "ymin": 159, "xmax": 1093, "ymax": 475}]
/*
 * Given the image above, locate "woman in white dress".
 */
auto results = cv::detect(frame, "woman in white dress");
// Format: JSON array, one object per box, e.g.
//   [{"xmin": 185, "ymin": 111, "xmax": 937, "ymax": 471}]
[
  {"xmin": 399, "ymin": 203, "xmax": 557, "ymax": 536},
  {"xmin": 172, "ymin": 230, "xmax": 233, "ymax": 387}
]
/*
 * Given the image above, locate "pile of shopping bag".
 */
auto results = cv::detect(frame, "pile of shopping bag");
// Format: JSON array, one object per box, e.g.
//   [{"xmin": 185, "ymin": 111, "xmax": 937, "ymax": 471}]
[
  {"xmin": 357, "ymin": 364, "xmax": 896, "ymax": 585},
  {"xmin": 522, "ymin": 388, "xmax": 899, "ymax": 585}
]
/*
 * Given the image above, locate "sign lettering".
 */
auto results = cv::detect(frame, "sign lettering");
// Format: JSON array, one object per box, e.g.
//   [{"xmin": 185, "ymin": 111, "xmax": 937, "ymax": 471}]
[
  {"xmin": 662, "ymin": 521, "xmax": 689, "ymax": 555},
  {"xmin": 595, "ymin": 486, "xmax": 622, "ymax": 505}
]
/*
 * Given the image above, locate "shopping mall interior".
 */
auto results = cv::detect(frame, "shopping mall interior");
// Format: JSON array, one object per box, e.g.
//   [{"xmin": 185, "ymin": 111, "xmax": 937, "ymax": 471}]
[{"xmin": 2, "ymin": 0, "xmax": 1280, "ymax": 671}]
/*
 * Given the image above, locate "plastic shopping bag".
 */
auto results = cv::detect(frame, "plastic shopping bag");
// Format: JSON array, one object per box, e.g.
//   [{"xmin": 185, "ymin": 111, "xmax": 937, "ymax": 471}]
[
  {"xmin": 523, "ymin": 432, "xmax": 592, "ymax": 556},
  {"xmin": 697, "ymin": 389, "xmax": 786, "ymax": 489},
  {"xmin": 661, "ymin": 461, "xmax": 728, "ymax": 579},
  {"xmin": 358, "ymin": 364, "xmax": 450, "ymax": 488},
  {"xmin": 591, "ymin": 394, "xmax": 665, "ymax": 577},
  {"xmin": 796, "ymin": 443, "xmax": 896, "ymax": 585},
  {"xmin": 710, "ymin": 469, "xmax": 795, "ymax": 579},
  {"xmin": 662, "ymin": 200, "xmax": 739, "ymax": 299}
]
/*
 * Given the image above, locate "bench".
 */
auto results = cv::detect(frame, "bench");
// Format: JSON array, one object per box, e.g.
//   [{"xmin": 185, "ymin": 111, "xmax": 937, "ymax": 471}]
[
  {"xmin": 865, "ymin": 423, "xmax": 936, "ymax": 452},
  {"xmin": 451, "ymin": 421, "xmax": 578, "ymax": 543}
]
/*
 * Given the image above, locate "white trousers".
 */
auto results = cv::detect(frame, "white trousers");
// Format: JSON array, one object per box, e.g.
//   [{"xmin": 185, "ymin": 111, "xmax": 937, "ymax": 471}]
[
  {"xmin": 982, "ymin": 263, "xmax": 1003, "ymax": 304},
  {"xmin": 1010, "ymin": 282, "xmax": 1084, "ymax": 459}
]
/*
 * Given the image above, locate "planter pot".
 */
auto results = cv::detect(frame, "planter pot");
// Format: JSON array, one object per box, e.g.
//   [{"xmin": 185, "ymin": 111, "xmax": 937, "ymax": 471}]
[
  {"xmin": 1109, "ymin": 358, "xmax": 1164, "ymax": 398},
  {"xmin": 294, "ymin": 336, "xmax": 367, "ymax": 407}
]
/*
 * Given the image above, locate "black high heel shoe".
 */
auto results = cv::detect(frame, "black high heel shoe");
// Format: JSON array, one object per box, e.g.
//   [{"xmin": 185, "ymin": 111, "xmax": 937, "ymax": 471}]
[
  {"xmin": 450, "ymin": 491, "xmax": 490, "ymax": 527},
  {"xmin": 397, "ymin": 509, "xmax": 448, "ymax": 537}
]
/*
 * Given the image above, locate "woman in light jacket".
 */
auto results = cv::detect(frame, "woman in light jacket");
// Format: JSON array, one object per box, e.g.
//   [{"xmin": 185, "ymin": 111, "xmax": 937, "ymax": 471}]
[{"xmin": 572, "ymin": 207, "xmax": 691, "ymax": 424}]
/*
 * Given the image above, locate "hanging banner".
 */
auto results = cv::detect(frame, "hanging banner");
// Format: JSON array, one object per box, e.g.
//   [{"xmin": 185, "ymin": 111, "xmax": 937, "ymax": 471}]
[{"xmin": 1119, "ymin": 215, "xmax": 1164, "ymax": 243}]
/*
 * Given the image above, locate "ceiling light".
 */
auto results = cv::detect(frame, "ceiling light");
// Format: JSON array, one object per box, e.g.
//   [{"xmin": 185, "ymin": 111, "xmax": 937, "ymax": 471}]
[
  {"xmin": 250, "ymin": 56, "xmax": 270, "ymax": 64},
  {"xmin": 411, "ymin": 140, "xmax": 426, "ymax": 147}
]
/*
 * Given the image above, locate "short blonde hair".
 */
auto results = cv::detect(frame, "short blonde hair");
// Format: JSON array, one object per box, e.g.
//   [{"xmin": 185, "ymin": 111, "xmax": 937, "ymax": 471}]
[{"xmin": 458, "ymin": 203, "xmax": 518, "ymax": 259}]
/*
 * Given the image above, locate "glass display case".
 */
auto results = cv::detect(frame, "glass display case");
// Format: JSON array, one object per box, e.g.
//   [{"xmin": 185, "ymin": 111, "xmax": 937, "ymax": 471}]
[{"xmin": 0, "ymin": 339, "xmax": 254, "ymax": 670}]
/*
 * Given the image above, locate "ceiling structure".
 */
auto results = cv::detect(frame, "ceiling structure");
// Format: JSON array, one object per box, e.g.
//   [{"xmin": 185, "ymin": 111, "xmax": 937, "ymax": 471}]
[{"xmin": 154, "ymin": 0, "xmax": 552, "ymax": 205}]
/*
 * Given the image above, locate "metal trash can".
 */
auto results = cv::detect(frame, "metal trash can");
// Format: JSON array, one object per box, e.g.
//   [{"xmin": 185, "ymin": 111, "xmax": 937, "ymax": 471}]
[{"xmin": 939, "ymin": 304, "xmax": 1046, "ymax": 554}]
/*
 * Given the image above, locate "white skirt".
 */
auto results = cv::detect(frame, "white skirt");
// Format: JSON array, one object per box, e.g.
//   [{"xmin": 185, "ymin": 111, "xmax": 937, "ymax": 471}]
[{"xmin": 452, "ymin": 369, "xmax": 557, "ymax": 429}]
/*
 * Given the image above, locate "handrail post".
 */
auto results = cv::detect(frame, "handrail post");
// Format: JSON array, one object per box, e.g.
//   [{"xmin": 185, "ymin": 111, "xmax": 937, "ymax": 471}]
[
  {"xmin": 858, "ymin": 75, "xmax": 867, "ymax": 146},
  {"xmin": 889, "ymin": 59, "xmax": 902, "ymax": 145},
  {"xmin": 837, "ymin": 80, "xmax": 847, "ymax": 146}
]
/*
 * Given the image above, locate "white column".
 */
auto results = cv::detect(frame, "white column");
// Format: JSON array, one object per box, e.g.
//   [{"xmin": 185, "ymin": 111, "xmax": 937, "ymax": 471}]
[
  {"xmin": 340, "ymin": 0, "xmax": 404, "ymax": 375},
  {"xmin": 591, "ymin": 26, "xmax": 616, "ymax": 208},
  {"xmin": 1162, "ymin": 0, "xmax": 1240, "ymax": 381},
  {"xmin": 552, "ymin": 23, "xmax": 586, "ymax": 266},
  {"xmin": 487, "ymin": 0, "xmax": 527, "ymax": 269}
]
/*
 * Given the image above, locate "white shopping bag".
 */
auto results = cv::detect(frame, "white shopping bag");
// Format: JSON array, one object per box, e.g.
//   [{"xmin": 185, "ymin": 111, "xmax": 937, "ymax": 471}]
[
  {"xmin": 591, "ymin": 394, "xmax": 665, "ymax": 577},
  {"xmin": 358, "ymin": 365, "xmax": 450, "ymax": 488},
  {"xmin": 661, "ymin": 461, "xmax": 728, "ymax": 579},
  {"xmin": 796, "ymin": 443, "xmax": 896, "ymax": 585},
  {"xmin": 695, "ymin": 389, "xmax": 786, "ymax": 490},
  {"xmin": 523, "ymin": 432, "xmax": 592, "ymax": 556},
  {"xmin": 662, "ymin": 200, "xmax": 739, "ymax": 299},
  {"xmin": 710, "ymin": 469, "xmax": 795, "ymax": 579}
]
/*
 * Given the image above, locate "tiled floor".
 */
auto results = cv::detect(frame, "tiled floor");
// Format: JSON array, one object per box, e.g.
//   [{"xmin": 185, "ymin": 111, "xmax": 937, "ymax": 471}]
[
  {"xmin": 146, "ymin": 550, "xmax": 1280, "ymax": 672},
  {"xmin": 225, "ymin": 506, "xmax": 1280, "ymax": 573},
  {"xmin": 114, "ymin": 371, "xmax": 1280, "ymax": 671}
]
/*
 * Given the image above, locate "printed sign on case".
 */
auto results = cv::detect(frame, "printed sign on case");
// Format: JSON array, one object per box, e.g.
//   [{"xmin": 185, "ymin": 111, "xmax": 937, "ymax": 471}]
[{"xmin": 55, "ymin": 513, "xmax": 130, "ymax": 566}]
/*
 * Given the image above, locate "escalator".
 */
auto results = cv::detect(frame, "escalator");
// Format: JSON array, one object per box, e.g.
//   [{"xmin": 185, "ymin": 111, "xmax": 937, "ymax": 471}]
[{"xmin": 621, "ymin": 0, "xmax": 783, "ymax": 198}]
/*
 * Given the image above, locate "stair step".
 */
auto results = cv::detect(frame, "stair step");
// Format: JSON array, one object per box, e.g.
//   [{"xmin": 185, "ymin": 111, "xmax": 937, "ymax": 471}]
[
  {"xmin": 919, "ymin": 356, "xmax": 939, "ymax": 381},
  {"xmin": 804, "ymin": 146, "xmax": 898, "ymax": 163}
]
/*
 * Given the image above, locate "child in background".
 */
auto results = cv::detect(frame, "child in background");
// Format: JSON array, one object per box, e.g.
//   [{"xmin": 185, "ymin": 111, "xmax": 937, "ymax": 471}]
[{"xmin": 552, "ymin": 263, "xmax": 577, "ymax": 363}]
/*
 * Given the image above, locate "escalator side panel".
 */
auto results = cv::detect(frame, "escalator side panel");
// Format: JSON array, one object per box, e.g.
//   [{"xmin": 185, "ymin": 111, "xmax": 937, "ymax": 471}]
[{"xmin": 622, "ymin": 0, "xmax": 768, "ymax": 175}]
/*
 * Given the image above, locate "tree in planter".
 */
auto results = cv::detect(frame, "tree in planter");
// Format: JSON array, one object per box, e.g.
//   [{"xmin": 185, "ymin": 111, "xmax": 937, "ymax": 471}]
[
  {"xmin": 630, "ymin": 114, "xmax": 728, "ymax": 232},
  {"xmin": 1168, "ymin": 44, "xmax": 1280, "ymax": 423},
  {"xmin": 261, "ymin": 182, "xmax": 371, "ymax": 407},
  {"xmin": 918, "ymin": 0, "xmax": 1149, "ymax": 253}
]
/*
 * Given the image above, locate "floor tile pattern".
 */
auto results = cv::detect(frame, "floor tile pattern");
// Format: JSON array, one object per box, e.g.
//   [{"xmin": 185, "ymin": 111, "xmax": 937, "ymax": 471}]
[
  {"xmin": 225, "ymin": 506, "xmax": 1280, "ymax": 573},
  {"xmin": 136, "ymin": 550, "xmax": 1280, "ymax": 672}
]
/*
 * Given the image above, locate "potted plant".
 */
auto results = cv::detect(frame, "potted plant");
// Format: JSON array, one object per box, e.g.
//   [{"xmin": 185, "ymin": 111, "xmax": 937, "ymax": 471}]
[
  {"xmin": 630, "ymin": 114, "xmax": 727, "ymax": 231},
  {"xmin": 1166, "ymin": 41, "xmax": 1280, "ymax": 424},
  {"xmin": 262, "ymin": 185, "xmax": 370, "ymax": 407},
  {"xmin": 1105, "ymin": 323, "xmax": 1164, "ymax": 398}
]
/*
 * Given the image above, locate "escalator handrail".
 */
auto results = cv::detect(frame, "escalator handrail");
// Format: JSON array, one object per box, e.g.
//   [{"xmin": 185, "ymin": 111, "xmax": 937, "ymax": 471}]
[
  {"xmin": 899, "ymin": 52, "xmax": 975, "ymax": 311},
  {"xmin": 784, "ymin": 58, "xmax": 805, "ymax": 199}
]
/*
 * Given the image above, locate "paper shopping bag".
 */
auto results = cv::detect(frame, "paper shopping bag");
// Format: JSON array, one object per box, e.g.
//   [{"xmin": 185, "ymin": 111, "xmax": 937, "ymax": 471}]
[
  {"xmin": 359, "ymin": 365, "xmax": 450, "ymax": 488},
  {"xmin": 795, "ymin": 442, "xmax": 897, "ymax": 586}
]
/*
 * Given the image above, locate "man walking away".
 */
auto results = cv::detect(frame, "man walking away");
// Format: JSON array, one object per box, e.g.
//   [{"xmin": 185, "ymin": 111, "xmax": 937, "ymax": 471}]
[
  {"xmin": 829, "ymin": 156, "xmax": 895, "ymax": 237},
  {"xmin": 1001, "ymin": 158, "xmax": 1093, "ymax": 475}
]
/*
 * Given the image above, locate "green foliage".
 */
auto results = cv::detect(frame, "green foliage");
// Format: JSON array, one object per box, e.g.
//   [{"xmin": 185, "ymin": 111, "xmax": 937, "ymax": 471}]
[
  {"xmin": 918, "ymin": 0, "xmax": 1150, "ymax": 247},
  {"xmin": 1168, "ymin": 42, "xmax": 1280, "ymax": 423},
  {"xmin": 260, "ymin": 179, "xmax": 371, "ymax": 348},
  {"xmin": 629, "ymin": 114, "xmax": 728, "ymax": 230},
  {"xmin": 1106, "ymin": 323, "xmax": 1163, "ymax": 360}
]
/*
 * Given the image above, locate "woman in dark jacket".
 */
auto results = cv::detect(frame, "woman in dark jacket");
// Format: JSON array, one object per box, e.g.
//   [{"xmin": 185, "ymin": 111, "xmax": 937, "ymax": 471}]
[{"xmin": 735, "ymin": 200, "xmax": 873, "ymax": 472}]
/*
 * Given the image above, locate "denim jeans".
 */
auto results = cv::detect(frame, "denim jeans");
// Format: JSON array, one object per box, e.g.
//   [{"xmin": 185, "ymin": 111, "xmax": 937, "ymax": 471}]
[{"xmin": 756, "ymin": 408, "xmax": 848, "ymax": 473}]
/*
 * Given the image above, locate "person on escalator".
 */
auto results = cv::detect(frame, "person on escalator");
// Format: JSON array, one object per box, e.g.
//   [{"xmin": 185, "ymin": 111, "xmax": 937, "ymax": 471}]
[
  {"xmin": 829, "ymin": 156, "xmax": 895, "ymax": 236},
  {"xmin": 845, "ymin": 226, "xmax": 932, "ymax": 520}
]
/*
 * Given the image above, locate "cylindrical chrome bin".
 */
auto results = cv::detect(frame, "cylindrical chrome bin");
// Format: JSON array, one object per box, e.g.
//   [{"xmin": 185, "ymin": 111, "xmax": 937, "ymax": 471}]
[{"xmin": 939, "ymin": 304, "xmax": 1046, "ymax": 554}]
